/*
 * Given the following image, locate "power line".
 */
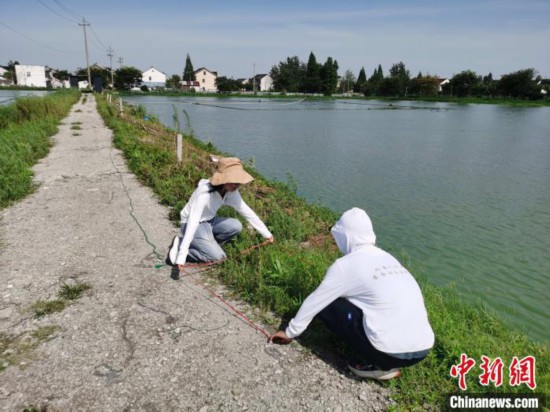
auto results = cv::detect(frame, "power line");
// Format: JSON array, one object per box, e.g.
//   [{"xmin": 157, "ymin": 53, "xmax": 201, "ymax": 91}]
[
  {"xmin": 0, "ymin": 20, "xmax": 79, "ymax": 54},
  {"xmin": 89, "ymin": 25, "xmax": 108, "ymax": 51},
  {"xmin": 35, "ymin": 0, "xmax": 78, "ymax": 23},
  {"xmin": 52, "ymin": 0, "xmax": 83, "ymax": 20}
]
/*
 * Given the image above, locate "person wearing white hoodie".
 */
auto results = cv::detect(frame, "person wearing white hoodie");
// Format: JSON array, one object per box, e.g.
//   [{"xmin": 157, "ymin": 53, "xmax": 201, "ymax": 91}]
[
  {"xmin": 168, "ymin": 157, "xmax": 273, "ymax": 270},
  {"xmin": 269, "ymin": 207, "xmax": 434, "ymax": 380}
]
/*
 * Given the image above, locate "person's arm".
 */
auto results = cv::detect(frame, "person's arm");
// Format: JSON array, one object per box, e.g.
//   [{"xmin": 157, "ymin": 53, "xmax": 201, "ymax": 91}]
[
  {"xmin": 175, "ymin": 192, "xmax": 210, "ymax": 265},
  {"xmin": 226, "ymin": 191, "xmax": 273, "ymax": 239},
  {"xmin": 271, "ymin": 262, "xmax": 347, "ymax": 342}
]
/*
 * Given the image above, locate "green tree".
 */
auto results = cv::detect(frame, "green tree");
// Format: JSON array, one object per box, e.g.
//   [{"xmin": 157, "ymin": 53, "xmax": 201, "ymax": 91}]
[
  {"xmin": 379, "ymin": 76, "xmax": 401, "ymax": 96},
  {"xmin": 320, "ymin": 57, "xmax": 339, "ymax": 96},
  {"xmin": 339, "ymin": 69, "xmax": 356, "ymax": 93},
  {"xmin": 270, "ymin": 56, "xmax": 306, "ymax": 93},
  {"xmin": 216, "ymin": 76, "xmax": 242, "ymax": 93},
  {"xmin": 409, "ymin": 75, "xmax": 440, "ymax": 96},
  {"xmin": 448, "ymin": 70, "xmax": 480, "ymax": 97},
  {"xmin": 166, "ymin": 74, "xmax": 181, "ymax": 89},
  {"xmin": 365, "ymin": 64, "xmax": 384, "ymax": 96},
  {"xmin": 388, "ymin": 61, "xmax": 410, "ymax": 96},
  {"xmin": 303, "ymin": 52, "xmax": 322, "ymax": 93},
  {"xmin": 497, "ymin": 68, "xmax": 541, "ymax": 99},
  {"xmin": 354, "ymin": 67, "xmax": 367, "ymax": 92},
  {"xmin": 54, "ymin": 69, "xmax": 71, "ymax": 81},
  {"xmin": 114, "ymin": 66, "xmax": 143, "ymax": 90},
  {"xmin": 183, "ymin": 54, "xmax": 195, "ymax": 82}
]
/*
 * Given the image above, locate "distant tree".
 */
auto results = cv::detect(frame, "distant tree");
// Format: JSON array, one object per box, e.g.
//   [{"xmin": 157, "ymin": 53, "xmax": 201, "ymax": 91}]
[
  {"xmin": 409, "ymin": 75, "xmax": 440, "ymax": 96},
  {"xmin": 216, "ymin": 76, "xmax": 242, "ymax": 93},
  {"xmin": 448, "ymin": 70, "xmax": 480, "ymax": 97},
  {"xmin": 183, "ymin": 54, "xmax": 195, "ymax": 82},
  {"xmin": 166, "ymin": 74, "xmax": 181, "ymax": 89},
  {"xmin": 54, "ymin": 69, "xmax": 71, "ymax": 81},
  {"xmin": 320, "ymin": 57, "xmax": 339, "ymax": 96},
  {"xmin": 379, "ymin": 76, "xmax": 401, "ymax": 97},
  {"xmin": 388, "ymin": 61, "xmax": 410, "ymax": 96},
  {"xmin": 365, "ymin": 64, "xmax": 384, "ymax": 95},
  {"xmin": 303, "ymin": 52, "xmax": 322, "ymax": 93},
  {"xmin": 114, "ymin": 66, "xmax": 142, "ymax": 90},
  {"xmin": 497, "ymin": 68, "xmax": 541, "ymax": 99},
  {"xmin": 339, "ymin": 69, "xmax": 356, "ymax": 93},
  {"xmin": 354, "ymin": 67, "xmax": 367, "ymax": 92},
  {"xmin": 270, "ymin": 56, "xmax": 306, "ymax": 93}
]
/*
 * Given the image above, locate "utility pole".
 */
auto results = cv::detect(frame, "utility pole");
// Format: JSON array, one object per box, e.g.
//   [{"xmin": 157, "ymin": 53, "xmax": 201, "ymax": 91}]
[
  {"xmin": 107, "ymin": 46, "xmax": 114, "ymax": 88},
  {"xmin": 79, "ymin": 18, "xmax": 91, "ymax": 89},
  {"xmin": 118, "ymin": 57, "xmax": 124, "ymax": 69}
]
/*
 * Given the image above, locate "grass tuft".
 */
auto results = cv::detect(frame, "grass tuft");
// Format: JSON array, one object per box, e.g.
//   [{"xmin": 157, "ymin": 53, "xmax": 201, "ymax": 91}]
[{"xmin": 59, "ymin": 282, "xmax": 91, "ymax": 300}]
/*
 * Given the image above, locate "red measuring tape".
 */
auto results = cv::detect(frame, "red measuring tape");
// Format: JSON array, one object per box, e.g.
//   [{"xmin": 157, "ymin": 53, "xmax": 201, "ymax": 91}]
[{"xmin": 178, "ymin": 239, "xmax": 273, "ymax": 338}]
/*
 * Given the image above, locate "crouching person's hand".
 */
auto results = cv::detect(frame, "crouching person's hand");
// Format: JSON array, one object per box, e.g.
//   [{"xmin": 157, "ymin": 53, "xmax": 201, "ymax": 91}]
[{"xmin": 269, "ymin": 330, "xmax": 293, "ymax": 345}]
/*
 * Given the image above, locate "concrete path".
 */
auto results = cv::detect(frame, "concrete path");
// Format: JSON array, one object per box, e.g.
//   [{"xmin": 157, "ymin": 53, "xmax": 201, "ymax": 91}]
[{"xmin": 0, "ymin": 94, "xmax": 390, "ymax": 411}]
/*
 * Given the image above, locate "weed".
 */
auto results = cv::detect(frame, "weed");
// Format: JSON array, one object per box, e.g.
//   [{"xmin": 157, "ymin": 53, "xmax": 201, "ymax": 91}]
[
  {"xmin": 59, "ymin": 282, "xmax": 91, "ymax": 300},
  {"xmin": 70, "ymin": 124, "xmax": 81, "ymax": 130},
  {"xmin": 32, "ymin": 299, "xmax": 66, "ymax": 318},
  {"xmin": 72, "ymin": 133, "xmax": 80, "ymax": 136},
  {"xmin": 1, "ymin": 326, "xmax": 59, "ymax": 372},
  {"xmin": 31, "ymin": 280, "xmax": 92, "ymax": 318}
]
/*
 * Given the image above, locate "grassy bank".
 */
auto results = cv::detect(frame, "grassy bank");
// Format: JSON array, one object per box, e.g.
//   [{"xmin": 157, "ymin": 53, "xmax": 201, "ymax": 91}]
[
  {"xmin": 105, "ymin": 94, "xmax": 547, "ymax": 408},
  {"xmin": 0, "ymin": 89, "xmax": 80, "ymax": 208}
]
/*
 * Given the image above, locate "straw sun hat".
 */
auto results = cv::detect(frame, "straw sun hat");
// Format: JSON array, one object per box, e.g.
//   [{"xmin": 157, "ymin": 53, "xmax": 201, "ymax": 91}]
[{"xmin": 210, "ymin": 157, "xmax": 254, "ymax": 185}]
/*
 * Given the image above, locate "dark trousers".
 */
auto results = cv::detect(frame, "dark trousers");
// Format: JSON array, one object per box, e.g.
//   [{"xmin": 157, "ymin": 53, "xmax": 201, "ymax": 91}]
[{"xmin": 317, "ymin": 298, "xmax": 426, "ymax": 370}]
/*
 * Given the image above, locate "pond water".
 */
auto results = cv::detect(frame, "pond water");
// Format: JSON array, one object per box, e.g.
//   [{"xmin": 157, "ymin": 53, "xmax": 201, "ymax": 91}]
[
  {"xmin": 124, "ymin": 95, "xmax": 550, "ymax": 343},
  {"xmin": 0, "ymin": 89, "xmax": 51, "ymax": 106}
]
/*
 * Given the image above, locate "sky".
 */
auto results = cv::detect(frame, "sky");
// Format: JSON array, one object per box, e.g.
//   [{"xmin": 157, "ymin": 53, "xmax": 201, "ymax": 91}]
[{"xmin": 1, "ymin": 0, "xmax": 549, "ymax": 80}]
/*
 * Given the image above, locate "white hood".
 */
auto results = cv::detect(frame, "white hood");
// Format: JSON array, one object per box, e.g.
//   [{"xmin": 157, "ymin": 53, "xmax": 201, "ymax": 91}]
[{"xmin": 331, "ymin": 208, "xmax": 376, "ymax": 255}]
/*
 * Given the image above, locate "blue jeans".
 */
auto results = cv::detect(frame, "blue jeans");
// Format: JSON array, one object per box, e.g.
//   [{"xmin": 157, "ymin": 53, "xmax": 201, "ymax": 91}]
[{"xmin": 181, "ymin": 217, "xmax": 242, "ymax": 262}]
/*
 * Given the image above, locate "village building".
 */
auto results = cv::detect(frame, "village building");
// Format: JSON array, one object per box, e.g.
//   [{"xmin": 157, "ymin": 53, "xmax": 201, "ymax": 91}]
[
  {"xmin": 15, "ymin": 65, "xmax": 47, "ymax": 87},
  {"xmin": 142, "ymin": 66, "xmax": 166, "ymax": 88},
  {"xmin": 194, "ymin": 67, "xmax": 218, "ymax": 92},
  {"xmin": 252, "ymin": 74, "xmax": 273, "ymax": 92},
  {"xmin": 0, "ymin": 67, "xmax": 12, "ymax": 86}
]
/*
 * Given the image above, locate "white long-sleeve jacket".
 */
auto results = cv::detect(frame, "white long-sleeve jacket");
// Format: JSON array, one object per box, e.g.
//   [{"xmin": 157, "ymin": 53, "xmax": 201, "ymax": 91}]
[
  {"xmin": 175, "ymin": 179, "xmax": 272, "ymax": 265},
  {"xmin": 286, "ymin": 208, "xmax": 434, "ymax": 355}
]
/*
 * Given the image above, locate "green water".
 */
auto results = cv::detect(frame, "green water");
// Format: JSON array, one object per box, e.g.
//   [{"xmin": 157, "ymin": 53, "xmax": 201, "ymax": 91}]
[{"xmin": 125, "ymin": 96, "xmax": 550, "ymax": 343}]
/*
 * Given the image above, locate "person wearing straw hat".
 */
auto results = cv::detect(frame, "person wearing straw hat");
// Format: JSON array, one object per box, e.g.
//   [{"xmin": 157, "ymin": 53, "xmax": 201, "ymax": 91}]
[{"xmin": 169, "ymin": 157, "xmax": 273, "ymax": 270}]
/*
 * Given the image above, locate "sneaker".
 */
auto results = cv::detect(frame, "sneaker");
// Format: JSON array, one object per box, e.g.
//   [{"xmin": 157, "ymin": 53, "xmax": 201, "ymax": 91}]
[
  {"xmin": 165, "ymin": 235, "xmax": 181, "ymax": 266},
  {"xmin": 347, "ymin": 363, "xmax": 401, "ymax": 380}
]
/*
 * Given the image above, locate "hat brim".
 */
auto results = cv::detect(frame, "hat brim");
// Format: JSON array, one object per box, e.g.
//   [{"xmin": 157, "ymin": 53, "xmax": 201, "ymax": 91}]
[{"xmin": 210, "ymin": 170, "xmax": 254, "ymax": 185}]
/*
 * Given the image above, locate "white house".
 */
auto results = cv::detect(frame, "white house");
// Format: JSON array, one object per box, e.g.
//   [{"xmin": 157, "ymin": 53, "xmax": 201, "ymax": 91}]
[
  {"xmin": 142, "ymin": 66, "xmax": 166, "ymax": 88},
  {"xmin": 15, "ymin": 65, "xmax": 47, "ymax": 87},
  {"xmin": 253, "ymin": 74, "xmax": 273, "ymax": 92},
  {"xmin": 194, "ymin": 67, "xmax": 218, "ymax": 92}
]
